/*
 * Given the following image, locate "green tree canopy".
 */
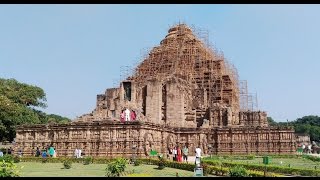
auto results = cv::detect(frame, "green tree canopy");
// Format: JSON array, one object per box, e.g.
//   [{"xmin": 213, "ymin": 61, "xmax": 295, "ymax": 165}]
[
  {"xmin": 268, "ymin": 115, "xmax": 320, "ymax": 142},
  {"xmin": 0, "ymin": 78, "xmax": 71, "ymax": 142}
]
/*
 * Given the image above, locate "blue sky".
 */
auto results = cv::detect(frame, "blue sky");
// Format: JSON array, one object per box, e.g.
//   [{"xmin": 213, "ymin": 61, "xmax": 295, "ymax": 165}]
[{"xmin": 0, "ymin": 4, "xmax": 319, "ymax": 122}]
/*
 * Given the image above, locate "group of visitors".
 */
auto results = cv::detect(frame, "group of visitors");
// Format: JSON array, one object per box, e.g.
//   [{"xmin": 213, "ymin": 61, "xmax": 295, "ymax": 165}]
[
  {"xmin": 120, "ymin": 108, "xmax": 136, "ymax": 122},
  {"xmin": 297, "ymin": 143, "xmax": 312, "ymax": 154},
  {"xmin": 168, "ymin": 145, "xmax": 189, "ymax": 163},
  {"xmin": 168, "ymin": 145, "xmax": 202, "ymax": 165},
  {"xmin": 35, "ymin": 145, "xmax": 56, "ymax": 158},
  {"xmin": 0, "ymin": 147, "xmax": 13, "ymax": 156}
]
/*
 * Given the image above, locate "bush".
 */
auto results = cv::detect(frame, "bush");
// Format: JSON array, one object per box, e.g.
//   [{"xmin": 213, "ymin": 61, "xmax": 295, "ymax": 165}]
[
  {"xmin": 229, "ymin": 165, "xmax": 249, "ymax": 177},
  {"xmin": 63, "ymin": 160, "xmax": 72, "ymax": 169},
  {"xmin": 202, "ymin": 159, "xmax": 320, "ymax": 176},
  {"xmin": 134, "ymin": 159, "xmax": 141, "ymax": 166},
  {"xmin": 106, "ymin": 157, "xmax": 128, "ymax": 177},
  {"xmin": 13, "ymin": 156, "xmax": 21, "ymax": 163},
  {"xmin": 0, "ymin": 155, "xmax": 13, "ymax": 163},
  {"xmin": 0, "ymin": 160, "xmax": 20, "ymax": 177},
  {"xmin": 247, "ymin": 154, "xmax": 255, "ymax": 160},
  {"xmin": 83, "ymin": 156, "xmax": 93, "ymax": 165},
  {"xmin": 157, "ymin": 154, "xmax": 165, "ymax": 170},
  {"xmin": 41, "ymin": 158, "xmax": 47, "ymax": 163}
]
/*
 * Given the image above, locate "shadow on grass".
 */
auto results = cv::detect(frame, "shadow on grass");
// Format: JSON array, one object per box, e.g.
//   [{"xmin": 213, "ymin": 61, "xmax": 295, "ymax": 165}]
[{"xmin": 153, "ymin": 167, "xmax": 165, "ymax": 170}]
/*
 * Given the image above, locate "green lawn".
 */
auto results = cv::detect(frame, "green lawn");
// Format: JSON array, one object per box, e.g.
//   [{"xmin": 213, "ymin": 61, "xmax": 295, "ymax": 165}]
[
  {"xmin": 16, "ymin": 162, "xmax": 196, "ymax": 177},
  {"xmin": 216, "ymin": 157, "xmax": 320, "ymax": 170}
]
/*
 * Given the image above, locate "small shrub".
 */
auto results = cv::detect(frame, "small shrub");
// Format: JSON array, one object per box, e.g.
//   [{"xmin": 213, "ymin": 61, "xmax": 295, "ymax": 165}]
[
  {"xmin": 229, "ymin": 165, "xmax": 249, "ymax": 177},
  {"xmin": 83, "ymin": 156, "xmax": 93, "ymax": 165},
  {"xmin": 63, "ymin": 160, "xmax": 72, "ymax": 169},
  {"xmin": 247, "ymin": 154, "xmax": 255, "ymax": 160},
  {"xmin": 134, "ymin": 159, "xmax": 141, "ymax": 166},
  {"xmin": 13, "ymin": 156, "xmax": 21, "ymax": 163},
  {"xmin": 106, "ymin": 157, "xmax": 128, "ymax": 177},
  {"xmin": 1, "ymin": 155, "xmax": 13, "ymax": 163},
  {"xmin": 0, "ymin": 160, "xmax": 20, "ymax": 177},
  {"xmin": 157, "ymin": 154, "xmax": 165, "ymax": 170}
]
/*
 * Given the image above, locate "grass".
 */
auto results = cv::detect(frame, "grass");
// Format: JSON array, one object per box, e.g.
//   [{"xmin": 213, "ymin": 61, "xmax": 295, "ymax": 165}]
[
  {"xmin": 16, "ymin": 162, "xmax": 196, "ymax": 177},
  {"xmin": 125, "ymin": 164, "xmax": 195, "ymax": 177},
  {"xmin": 206, "ymin": 156, "xmax": 320, "ymax": 170}
]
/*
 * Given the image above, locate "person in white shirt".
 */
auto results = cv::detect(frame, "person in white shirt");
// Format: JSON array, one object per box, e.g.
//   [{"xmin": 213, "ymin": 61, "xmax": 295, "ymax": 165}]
[
  {"xmin": 74, "ymin": 148, "xmax": 79, "ymax": 158},
  {"xmin": 173, "ymin": 147, "xmax": 177, "ymax": 161},
  {"xmin": 125, "ymin": 108, "xmax": 131, "ymax": 121},
  {"xmin": 78, "ymin": 149, "xmax": 82, "ymax": 158},
  {"xmin": 195, "ymin": 147, "xmax": 201, "ymax": 166},
  {"xmin": 307, "ymin": 144, "xmax": 312, "ymax": 154},
  {"xmin": 302, "ymin": 144, "xmax": 306, "ymax": 153}
]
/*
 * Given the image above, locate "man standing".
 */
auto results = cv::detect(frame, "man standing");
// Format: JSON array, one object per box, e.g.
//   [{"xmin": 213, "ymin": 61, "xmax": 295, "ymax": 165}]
[
  {"xmin": 182, "ymin": 145, "xmax": 189, "ymax": 163},
  {"xmin": 49, "ymin": 146, "xmax": 55, "ymax": 157},
  {"xmin": 172, "ymin": 146, "xmax": 177, "ymax": 161},
  {"xmin": 195, "ymin": 146, "xmax": 201, "ymax": 166},
  {"xmin": 125, "ymin": 108, "xmax": 131, "ymax": 121},
  {"xmin": 74, "ymin": 148, "xmax": 79, "ymax": 158}
]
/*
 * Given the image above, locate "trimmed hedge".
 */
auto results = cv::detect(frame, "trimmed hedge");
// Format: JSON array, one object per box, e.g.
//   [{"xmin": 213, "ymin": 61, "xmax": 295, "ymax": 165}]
[
  {"xmin": 302, "ymin": 154, "xmax": 320, "ymax": 162},
  {"xmin": 138, "ymin": 158, "xmax": 282, "ymax": 177},
  {"xmin": 19, "ymin": 156, "xmax": 114, "ymax": 164},
  {"xmin": 203, "ymin": 154, "xmax": 302, "ymax": 161},
  {"xmin": 202, "ymin": 159, "xmax": 320, "ymax": 176}
]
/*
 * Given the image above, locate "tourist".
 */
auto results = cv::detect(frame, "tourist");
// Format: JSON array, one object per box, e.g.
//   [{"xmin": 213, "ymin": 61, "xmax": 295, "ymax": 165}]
[
  {"xmin": 74, "ymin": 148, "xmax": 78, "ymax": 158},
  {"xmin": 0, "ymin": 150, "xmax": 3, "ymax": 157},
  {"xmin": 49, "ymin": 146, "xmax": 55, "ymax": 157},
  {"xmin": 195, "ymin": 146, "xmax": 202, "ymax": 166},
  {"xmin": 173, "ymin": 146, "xmax": 177, "ymax": 161},
  {"xmin": 78, "ymin": 149, "xmax": 82, "ymax": 158},
  {"xmin": 125, "ymin": 108, "xmax": 131, "ymax": 121},
  {"xmin": 307, "ymin": 144, "xmax": 312, "ymax": 154},
  {"xmin": 18, "ymin": 149, "xmax": 23, "ymax": 157},
  {"xmin": 177, "ymin": 146, "xmax": 182, "ymax": 162},
  {"xmin": 120, "ymin": 110, "xmax": 125, "ymax": 122},
  {"xmin": 302, "ymin": 144, "xmax": 306, "ymax": 153},
  {"xmin": 53, "ymin": 148, "xmax": 57, "ymax": 158},
  {"xmin": 41, "ymin": 149, "xmax": 47, "ymax": 158},
  {"xmin": 7, "ymin": 147, "xmax": 12, "ymax": 155},
  {"xmin": 182, "ymin": 145, "xmax": 189, "ymax": 163},
  {"xmin": 31, "ymin": 147, "xmax": 34, "ymax": 156},
  {"xmin": 167, "ymin": 147, "xmax": 172, "ymax": 160},
  {"xmin": 35, "ymin": 147, "xmax": 41, "ymax": 157},
  {"xmin": 130, "ymin": 110, "xmax": 136, "ymax": 121}
]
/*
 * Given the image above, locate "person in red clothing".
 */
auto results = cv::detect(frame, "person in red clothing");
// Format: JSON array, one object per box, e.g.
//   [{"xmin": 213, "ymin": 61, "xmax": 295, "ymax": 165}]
[
  {"xmin": 177, "ymin": 146, "xmax": 182, "ymax": 162},
  {"xmin": 130, "ymin": 110, "xmax": 136, "ymax": 121},
  {"xmin": 120, "ymin": 110, "xmax": 125, "ymax": 122}
]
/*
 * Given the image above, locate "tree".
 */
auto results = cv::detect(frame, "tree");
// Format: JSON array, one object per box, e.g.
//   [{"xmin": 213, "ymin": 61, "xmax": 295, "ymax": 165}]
[
  {"xmin": 267, "ymin": 117, "xmax": 277, "ymax": 126},
  {"xmin": 266, "ymin": 115, "xmax": 320, "ymax": 142},
  {"xmin": 0, "ymin": 78, "xmax": 71, "ymax": 142}
]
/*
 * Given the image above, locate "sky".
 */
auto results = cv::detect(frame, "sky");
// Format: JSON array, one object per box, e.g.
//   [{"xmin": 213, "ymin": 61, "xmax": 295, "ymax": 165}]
[{"xmin": 0, "ymin": 4, "xmax": 319, "ymax": 122}]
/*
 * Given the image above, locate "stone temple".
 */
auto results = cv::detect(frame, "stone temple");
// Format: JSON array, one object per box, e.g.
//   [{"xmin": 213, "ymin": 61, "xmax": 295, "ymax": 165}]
[{"xmin": 15, "ymin": 24, "xmax": 296, "ymax": 157}]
